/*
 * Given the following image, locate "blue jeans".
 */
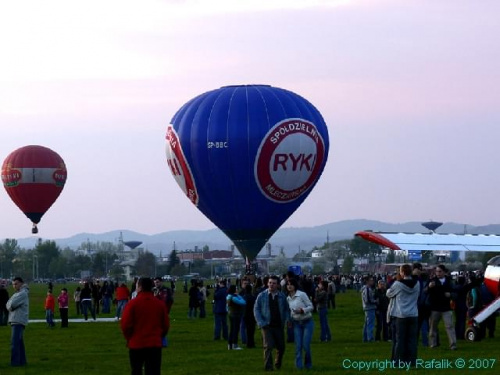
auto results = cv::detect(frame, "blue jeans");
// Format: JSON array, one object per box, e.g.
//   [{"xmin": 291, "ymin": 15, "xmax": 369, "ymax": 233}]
[
  {"xmin": 214, "ymin": 313, "xmax": 228, "ymax": 340},
  {"xmin": 116, "ymin": 300, "xmax": 128, "ymax": 319},
  {"xmin": 81, "ymin": 299, "xmax": 96, "ymax": 320},
  {"xmin": 102, "ymin": 296, "xmax": 111, "ymax": 313},
  {"xmin": 11, "ymin": 324, "xmax": 26, "ymax": 366},
  {"xmin": 45, "ymin": 309, "xmax": 55, "ymax": 327},
  {"xmin": 363, "ymin": 310, "xmax": 375, "ymax": 342},
  {"xmin": 293, "ymin": 319, "xmax": 314, "ymax": 369},
  {"xmin": 188, "ymin": 307, "xmax": 198, "ymax": 318},
  {"xmin": 318, "ymin": 307, "xmax": 331, "ymax": 341}
]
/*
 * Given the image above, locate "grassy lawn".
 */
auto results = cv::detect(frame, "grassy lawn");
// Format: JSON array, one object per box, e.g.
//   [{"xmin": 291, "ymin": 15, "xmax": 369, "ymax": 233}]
[{"xmin": 0, "ymin": 282, "xmax": 497, "ymax": 374}]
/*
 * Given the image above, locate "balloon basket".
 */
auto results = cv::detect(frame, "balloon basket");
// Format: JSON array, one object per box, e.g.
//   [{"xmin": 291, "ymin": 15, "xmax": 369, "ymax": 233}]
[{"xmin": 244, "ymin": 262, "xmax": 257, "ymax": 277}]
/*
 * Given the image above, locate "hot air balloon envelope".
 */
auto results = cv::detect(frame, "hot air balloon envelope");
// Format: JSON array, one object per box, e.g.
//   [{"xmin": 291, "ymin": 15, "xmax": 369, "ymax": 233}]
[
  {"xmin": 2, "ymin": 145, "xmax": 67, "ymax": 232},
  {"xmin": 166, "ymin": 85, "xmax": 329, "ymax": 261}
]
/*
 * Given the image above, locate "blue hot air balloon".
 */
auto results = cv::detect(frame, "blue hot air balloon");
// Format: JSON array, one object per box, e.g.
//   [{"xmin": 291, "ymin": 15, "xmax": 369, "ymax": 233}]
[{"xmin": 166, "ymin": 85, "xmax": 329, "ymax": 263}]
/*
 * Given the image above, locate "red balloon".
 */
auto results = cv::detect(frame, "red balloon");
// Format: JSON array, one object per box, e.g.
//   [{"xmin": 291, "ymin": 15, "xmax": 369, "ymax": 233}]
[{"xmin": 1, "ymin": 145, "xmax": 67, "ymax": 233}]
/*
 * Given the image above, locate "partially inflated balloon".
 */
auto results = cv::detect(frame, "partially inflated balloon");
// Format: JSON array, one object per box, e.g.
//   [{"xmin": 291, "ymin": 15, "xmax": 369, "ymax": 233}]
[
  {"xmin": 1, "ymin": 145, "xmax": 67, "ymax": 233},
  {"xmin": 166, "ymin": 85, "xmax": 329, "ymax": 261}
]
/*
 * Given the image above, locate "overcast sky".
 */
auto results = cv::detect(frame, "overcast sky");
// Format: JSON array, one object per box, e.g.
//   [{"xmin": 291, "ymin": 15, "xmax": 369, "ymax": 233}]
[{"xmin": 1, "ymin": 0, "xmax": 499, "ymax": 240}]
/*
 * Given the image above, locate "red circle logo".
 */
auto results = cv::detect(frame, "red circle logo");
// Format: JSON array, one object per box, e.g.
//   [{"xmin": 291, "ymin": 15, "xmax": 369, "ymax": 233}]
[
  {"xmin": 166, "ymin": 125, "xmax": 199, "ymax": 205},
  {"xmin": 255, "ymin": 118, "xmax": 326, "ymax": 203}
]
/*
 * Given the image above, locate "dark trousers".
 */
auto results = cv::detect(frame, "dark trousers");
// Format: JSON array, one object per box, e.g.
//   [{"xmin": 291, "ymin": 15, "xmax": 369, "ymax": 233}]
[
  {"xmin": 328, "ymin": 294, "xmax": 336, "ymax": 309},
  {"xmin": 394, "ymin": 317, "xmax": 418, "ymax": 366},
  {"xmin": 94, "ymin": 298, "xmax": 100, "ymax": 314},
  {"xmin": 262, "ymin": 326, "xmax": 285, "ymax": 371},
  {"xmin": 129, "ymin": 347, "xmax": 162, "ymax": 375},
  {"xmin": 376, "ymin": 310, "xmax": 389, "ymax": 341},
  {"xmin": 60, "ymin": 308, "xmax": 69, "ymax": 327},
  {"xmin": 0, "ymin": 308, "xmax": 8, "ymax": 325},
  {"xmin": 455, "ymin": 307, "xmax": 467, "ymax": 340},
  {"xmin": 228, "ymin": 314, "xmax": 241, "ymax": 346},
  {"xmin": 199, "ymin": 301, "xmax": 206, "ymax": 318},
  {"xmin": 417, "ymin": 307, "xmax": 430, "ymax": 346},
  {"xmin": 245, "ymin": 317, "xmax": 256, "ymax": 348},
  {"xmin": 214, "ymin": 313, "xmax": 228, "ymax": 340}
]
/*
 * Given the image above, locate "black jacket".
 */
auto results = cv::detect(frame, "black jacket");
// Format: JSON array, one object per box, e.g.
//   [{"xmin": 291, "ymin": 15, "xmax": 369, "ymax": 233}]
[{"xmin": 427, "ymin": 276, "xmax": 454, "ymax": 312}]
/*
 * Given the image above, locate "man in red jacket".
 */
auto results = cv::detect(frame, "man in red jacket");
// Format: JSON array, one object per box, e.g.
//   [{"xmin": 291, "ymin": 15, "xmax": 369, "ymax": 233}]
[{"xmin": 121, "ymin": 277, "xmax": 170, "ymax": 375}]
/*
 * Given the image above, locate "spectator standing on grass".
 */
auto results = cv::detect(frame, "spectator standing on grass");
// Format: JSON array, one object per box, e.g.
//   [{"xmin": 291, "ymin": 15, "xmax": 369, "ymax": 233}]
[
  {"xmin": 121, "ymin": 277, "xmax": 170, "ymax": 375},
  {"xmin": 287, "ymin": 278, "xmax": 314, "ymax": 370},
  {"xmin": 284, "ymin": 271, "xmax": 299, "ymax": 343},
  {"xmin": 427, "ymin": 264, "xmax": 457, "ymax": 350},
  {"xmin": 375, "ymin": 280, "xmax": 390, "ymax": 342},
  {"xmin": 153, "ymin": 277, "xmax": 173, "ymax": 347},
  {"xmin": 116, "ymin": 283, "xmax": 131, "ymax": 320},
  {"xmin": 6, "ymin": 276, "xmax": 29, "ymax": 367},
  {"xmin": 361, "ymin": 276, "xmax": 377, "ymax": 342},
  {"xmin": 58, "ymin": 288, "xmax": 69, "ymax": 328},
  {"xmin": 101, "ymin": 280, "xmax": 112, "ymax": 314},
  {"xmin": 386, "ymin": 264, "xmax": 420, "ymax": 367},
  {"xmin": 188, "ymin": 279, "xmax": 200, "ymax": 319},
  {"xmin": 73, "ymin": 287, "xmax": 81, "ymax": 316},
  {"xmin": 92, "ymin": 280, "xmax": 101, "ymax": 315},
  {"xmin": 213, "ymin": 280, "xmax": 229, "ymax": 341},
  {"xmin": 0, "ymin": 284, "xmax": 10, "ymax": 326},
  {"xmin": 80, "ymin": 282, "xmax": 96, "ymax": 321},
  {"xmin": 466, "ymin": 274, "xmax": 482, "ymax": 320},
  {"xmin": 327, "ymin": 276, "xmax": 336, "ymax": 309},
  {"xmin": 45, "ymin": 290, "xmax": 56, "ymax": 328},
  {"xmin": 239, "ymin": 277, "xmax": 250, "ymax": 344},
  {"xmin": 226, "ymin": 284, "xmax": 246, "ymax": 350},
  {"xmin": 315, "ymin": 280, "xmax": 331, "ymax": 342},
  {"xmin": 198, "ymin": 281, "xmax": 208, "ymax": 319},
  {"xmin": 254, "ymin": 275, "xmax": 290, "ymax": 371},
  {"xmin": 242, "ymin": 283, "xmax": 257, "ymax": 348},
  {"xmin": 412, "ymin": 263, "xmax": 430, "ymax": 347},
  {"xmin": 454, "ymin": 275, "xmax": 468, "ymax": 341},
  {"xmin": 153, "ymin": 277, "xmax": 174, "ymax": 315}
]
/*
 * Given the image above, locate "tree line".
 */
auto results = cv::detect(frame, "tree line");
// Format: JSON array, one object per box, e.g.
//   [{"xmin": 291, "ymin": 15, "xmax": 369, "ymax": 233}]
[{"xmin": 0, "ymin": 239, "xmax": 125, "ymax": 281}]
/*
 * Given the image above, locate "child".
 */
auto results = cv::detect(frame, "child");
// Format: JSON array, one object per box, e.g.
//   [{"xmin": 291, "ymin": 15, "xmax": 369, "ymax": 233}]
[
  {"xmin": 58, "ymin": 288, "xmax": 69, "ymax": 328},
  {"xmin": 45, "ymin": 290, "xmax": 55, "ymax": 328}
]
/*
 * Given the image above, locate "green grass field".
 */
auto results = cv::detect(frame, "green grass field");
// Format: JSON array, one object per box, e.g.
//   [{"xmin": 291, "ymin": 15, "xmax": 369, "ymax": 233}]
[{"xmin": 0, "ymin": 282, "xmax": 498, "ymax": 374}]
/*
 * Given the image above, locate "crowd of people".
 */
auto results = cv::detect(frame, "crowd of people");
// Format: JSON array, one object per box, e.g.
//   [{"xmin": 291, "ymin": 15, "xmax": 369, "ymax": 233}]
[
  {"xmin": 208, "ymin": 271, "xmax": 336, "ymax": 370},
  {"xmin": 360, "ymin": 263, "xmax": 498, "ymax": 368},
  {"xmin": 0, "ymin": 266, "xmax": 497, "ymax": 372}
]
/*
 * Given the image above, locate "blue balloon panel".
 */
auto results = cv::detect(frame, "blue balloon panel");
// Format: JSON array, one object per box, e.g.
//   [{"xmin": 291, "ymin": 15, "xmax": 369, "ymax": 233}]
[{"xmin": 166, "ymin": 85, "xmax": 330, "ymax": 261}]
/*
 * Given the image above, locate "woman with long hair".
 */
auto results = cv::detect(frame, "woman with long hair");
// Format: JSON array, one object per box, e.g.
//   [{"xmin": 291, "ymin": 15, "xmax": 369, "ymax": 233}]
[
  {"xmin": 287, "ymin": 278, "xmax": 314, "ymax": 369},
  {"xmin": 226, "ymin": 284, "xmax": 246, "ymax": 350}
]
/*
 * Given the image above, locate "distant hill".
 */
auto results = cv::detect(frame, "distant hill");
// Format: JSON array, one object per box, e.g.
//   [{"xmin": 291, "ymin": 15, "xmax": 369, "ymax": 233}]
[{"xmin": 7, "ymin": 220, "xmax": 500, "ymax": 258}]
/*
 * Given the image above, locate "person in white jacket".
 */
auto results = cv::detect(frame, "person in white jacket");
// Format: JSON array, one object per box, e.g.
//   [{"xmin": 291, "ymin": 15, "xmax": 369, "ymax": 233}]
[
  {"xmin": 6, "ymin": 276, "xmax": 29, "ymax": 367},
  {"xmin": 386, "ymin": 264, "xmax": 420, "ymax": 368},
  {"xmin": 286, "ymin": 278, "xmax": 314, "ymax": 370}
]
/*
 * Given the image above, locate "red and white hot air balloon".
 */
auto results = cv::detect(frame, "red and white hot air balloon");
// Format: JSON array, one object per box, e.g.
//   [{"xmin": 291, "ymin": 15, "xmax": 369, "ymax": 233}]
[{"xmin": 1, "ymin": 145, "xmax": 67, "ymax": 234}]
